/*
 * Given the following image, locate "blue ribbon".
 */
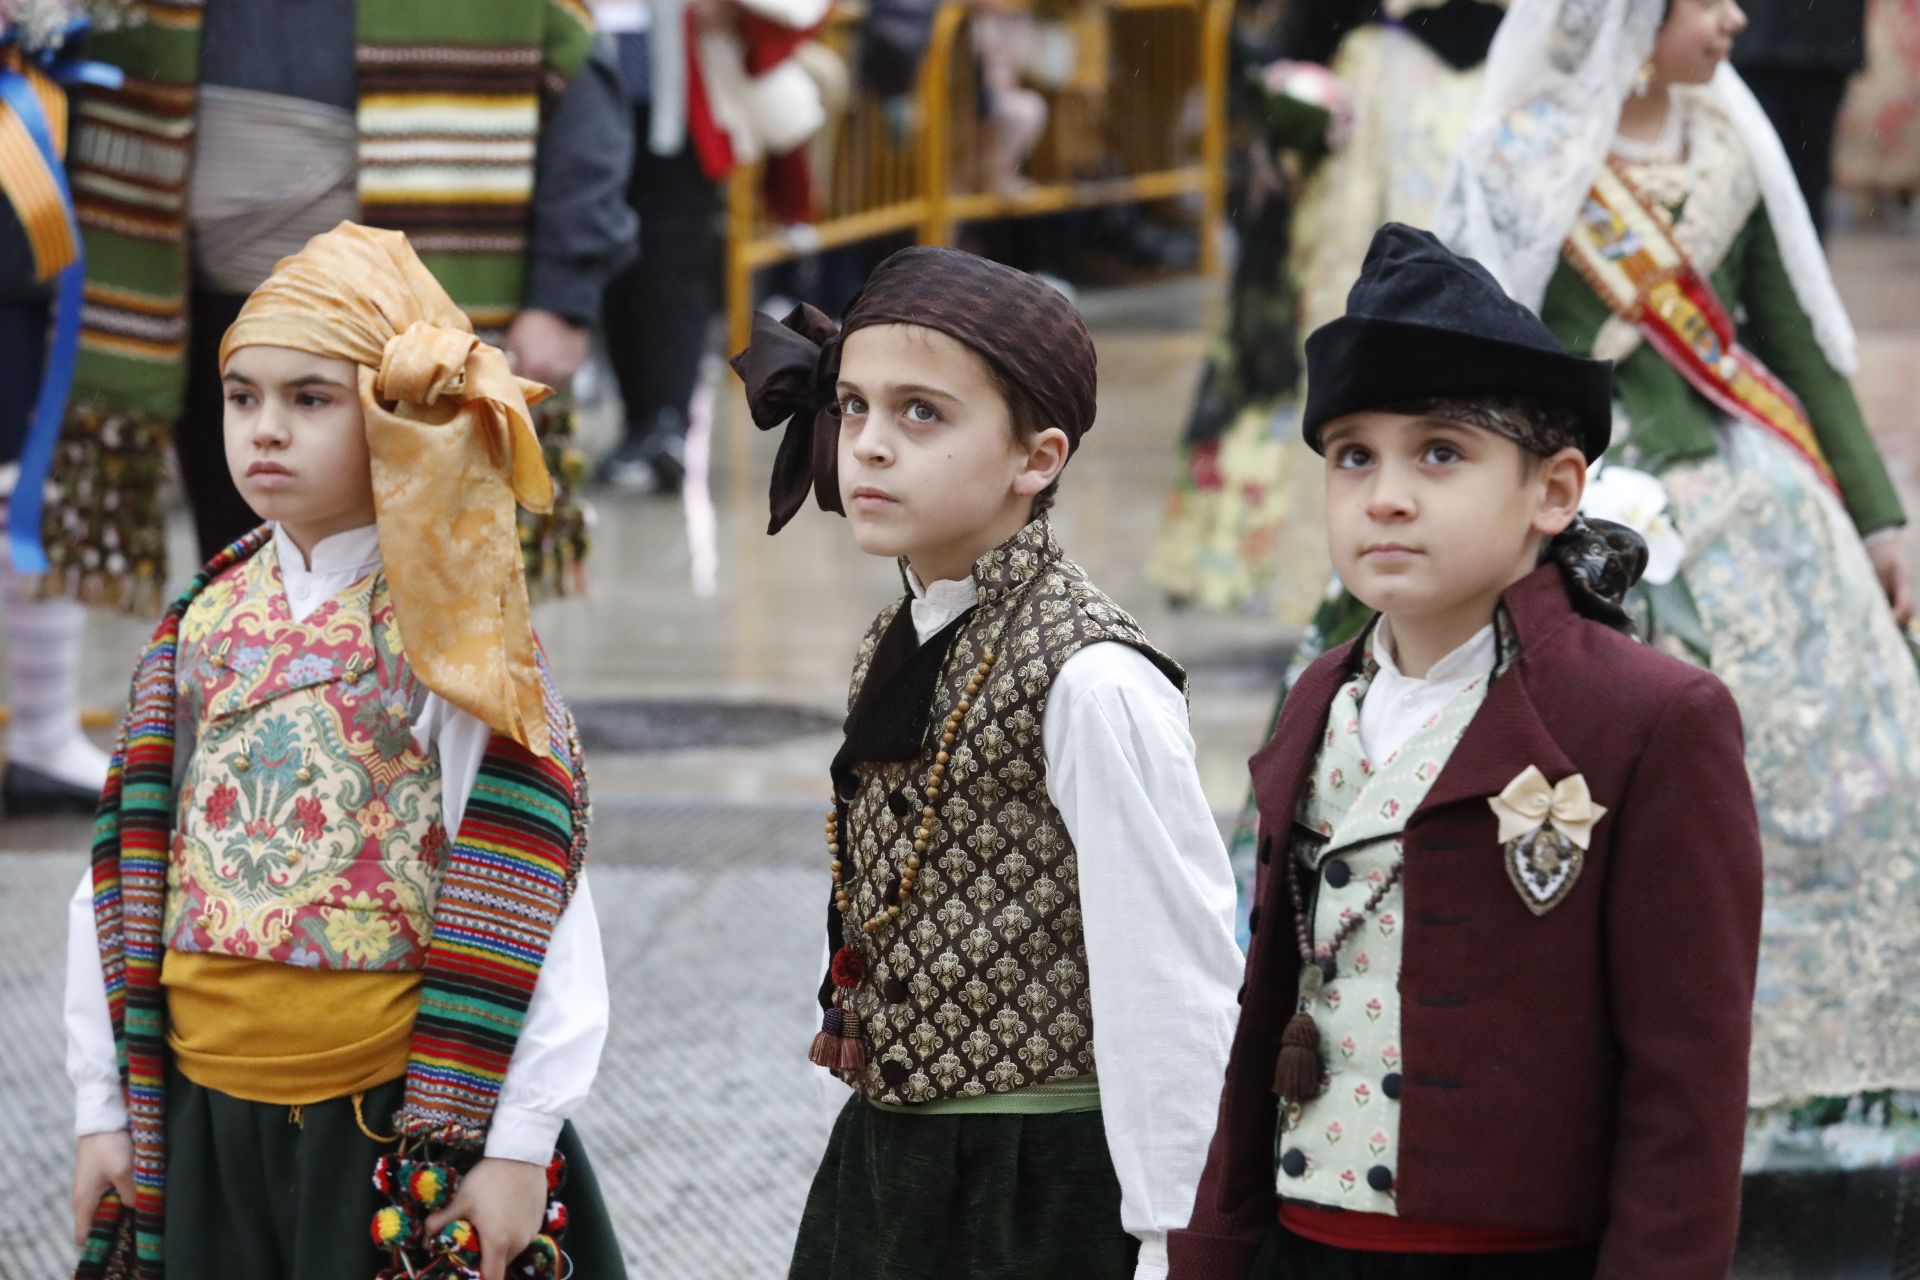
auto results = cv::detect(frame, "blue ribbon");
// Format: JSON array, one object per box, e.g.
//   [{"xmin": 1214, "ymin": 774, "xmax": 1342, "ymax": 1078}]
[{"xmin": 1, "ymin": 20, "xmax": 122, "ymax": 575}]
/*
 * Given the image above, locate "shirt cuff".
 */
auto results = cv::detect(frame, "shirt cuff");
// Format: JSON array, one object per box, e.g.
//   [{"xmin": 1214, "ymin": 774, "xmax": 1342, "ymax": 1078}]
[
  {"xmin": 1864, "ymin": 525, "xmax": 1907, "ymax": 547},
  {"xmin": 1133, "ymin": 1232, "xmax": 1169, "ymax": 1280},
  {"xmin": 482, "ymin": 1103, "xmax": 566, "ymax": 1166},
  {"xmin": 75, "ymin": 1080, "xmax": 128, "ymax": 1137}
]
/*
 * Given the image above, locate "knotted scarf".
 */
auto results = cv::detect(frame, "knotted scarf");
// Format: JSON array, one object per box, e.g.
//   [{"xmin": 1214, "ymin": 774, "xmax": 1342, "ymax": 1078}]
[
  {"xmin": 218, "ymin": 221, "xmax": 554, "ymax": 755},
  {"xmin": 730, "ymin": 245, "xmax": 1099, "ymax": 533}
]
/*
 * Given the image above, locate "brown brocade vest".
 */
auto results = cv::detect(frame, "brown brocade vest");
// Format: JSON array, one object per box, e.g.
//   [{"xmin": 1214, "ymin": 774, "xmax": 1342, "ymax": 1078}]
[{"xmin": 831, "ymin": 519, "xmax": 1185, "ymax": 1103}]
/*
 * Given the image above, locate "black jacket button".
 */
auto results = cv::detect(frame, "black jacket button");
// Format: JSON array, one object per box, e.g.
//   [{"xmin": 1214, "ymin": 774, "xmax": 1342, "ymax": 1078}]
[
  {"xmin": 1280, "ymin": 1148, "xmax": 1307, "ymax": 1178},
  {"xmin": 1247, "ymin": 905, "xmax": 1261, "ymax": 935},
  {"xmin": 1324, "ymin": 860, "xmax": 1351, "ymax": 889},
  {"xmin": 883, "ymin": 977, "xmax": 910, "ymax": 1003},
  {"xmin": 888, "ymin": 791, "xmax": 912, "ymax": 817},
  {"xmin": 879, "ymin": 1059, "xmax": 908, "ymax": 1087},
  {"xmin": 1382, "ymin": 1072, "xmax": 1402, "ymax": 1100},
  {"xmin": 1367, "ymin": 1165, "xmax": 1393, "ymax": 1192}
]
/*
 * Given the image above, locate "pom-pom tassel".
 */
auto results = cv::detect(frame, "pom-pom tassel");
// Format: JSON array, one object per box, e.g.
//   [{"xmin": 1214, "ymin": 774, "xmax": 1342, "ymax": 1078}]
[{"xmin": 1274, "ymin": 1011, "xmax": 1324, "ymax": 1103}]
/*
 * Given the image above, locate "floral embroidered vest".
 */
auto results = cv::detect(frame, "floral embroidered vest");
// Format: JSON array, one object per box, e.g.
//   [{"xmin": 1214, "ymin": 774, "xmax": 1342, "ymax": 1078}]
[
  {"xmin": 835, "ymin": 520, "xmax": 1185, "ymax": 1103},
  {"xmin": 1275, "ymin": 625, "xmax": 1500, "ymax": 1213},
  {"xmin": 163, "ymin": 544, "xmax": 448, "ymax": 970}
]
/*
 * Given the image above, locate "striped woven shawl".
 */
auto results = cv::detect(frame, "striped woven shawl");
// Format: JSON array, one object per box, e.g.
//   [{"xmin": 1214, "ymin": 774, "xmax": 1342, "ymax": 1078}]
[
  {"xmin": 45, "ymin": 0, "xmax": 594, "ymax": 608},
  {"xmin": 75, "ymin": 527, "xmax": 591, "ymax": 1280}
]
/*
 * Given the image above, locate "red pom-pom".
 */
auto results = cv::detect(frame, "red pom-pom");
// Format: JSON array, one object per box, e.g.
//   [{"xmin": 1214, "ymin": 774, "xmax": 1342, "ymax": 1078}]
[
  {"xmin": 546, "ymin": 1152, "xmax": 567, "ymax": 1194},
  {"xmin": 544, "ymin": 1199, "xmax": 569, "ymax": 1235},
  {"xmin": 830, "ymin": 946, "xmax": 865, "ymax": 989}
]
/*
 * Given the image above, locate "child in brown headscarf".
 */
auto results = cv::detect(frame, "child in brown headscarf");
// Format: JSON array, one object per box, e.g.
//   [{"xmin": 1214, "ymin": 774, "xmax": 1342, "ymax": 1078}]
[
  {"xmin": 733, "ymin": 245, "xmax": 1245, "ymax": 1279},
  {"xmin": 65, "ymin": 223, "xmax": 626, "ymax": 1280}
]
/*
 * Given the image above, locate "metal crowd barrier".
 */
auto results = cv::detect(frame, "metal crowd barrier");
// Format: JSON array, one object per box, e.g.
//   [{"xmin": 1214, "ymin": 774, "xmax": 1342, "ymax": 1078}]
[{"xmin": 723, "ymin": 0, "xmax": 1233, "ymax": 354}]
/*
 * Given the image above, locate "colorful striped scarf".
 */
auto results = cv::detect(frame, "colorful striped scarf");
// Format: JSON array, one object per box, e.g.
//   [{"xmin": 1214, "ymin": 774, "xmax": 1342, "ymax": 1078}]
[
  {"xmin": 75, "ymin": 526, "xmax": 591, "ymax": 1280},
  {"xmin": 42, "ymin": 0, "xmax": 595, "ymax": 609}
]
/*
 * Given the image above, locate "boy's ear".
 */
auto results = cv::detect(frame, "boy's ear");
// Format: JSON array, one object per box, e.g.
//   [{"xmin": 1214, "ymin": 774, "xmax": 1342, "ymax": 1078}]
[
  {"xmin": 1532, "ymin": 446, "xmax": 1589, "ymax": 538},
  {"xmin": 1012, "ymin": 427, "xmax": 1071, "ymax": 498}
]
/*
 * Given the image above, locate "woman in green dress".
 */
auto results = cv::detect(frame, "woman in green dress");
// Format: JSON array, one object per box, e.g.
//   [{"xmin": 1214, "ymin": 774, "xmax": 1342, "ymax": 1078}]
[{"xmin": 1432, "ymin": 0, "xmax": 1920, "ymax": 1185}]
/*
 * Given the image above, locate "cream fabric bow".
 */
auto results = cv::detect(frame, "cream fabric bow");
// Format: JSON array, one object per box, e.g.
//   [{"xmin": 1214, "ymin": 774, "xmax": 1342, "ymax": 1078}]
[{"xmin": 1488, "ymin": 766, "xmax": 1608, "ymax": 849}]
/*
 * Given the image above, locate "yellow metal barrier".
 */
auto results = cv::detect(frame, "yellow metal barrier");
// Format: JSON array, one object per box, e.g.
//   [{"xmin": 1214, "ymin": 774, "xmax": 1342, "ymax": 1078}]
[{"xmin": 725, "ymin": 0, "xmax": 1232, "ymax": 354}]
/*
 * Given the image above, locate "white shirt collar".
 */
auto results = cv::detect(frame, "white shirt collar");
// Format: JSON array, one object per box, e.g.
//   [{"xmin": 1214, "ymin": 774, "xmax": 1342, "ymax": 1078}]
[
  {"xmin": 906, "ymin": 570, "xmax": 980, "ymax": 646},
  {"xmin": 1371, "ymin": 617, "xmax": 1497, "ymax": 686},
  {"xmin": 1358, "ymin": 618, "xmax": 1498, "ymax": 764},
  {"xmin": 272, "ymin": 522, "xmax": 383, "ymax": 578},
  {"xmin": 272, "ymin": 523, "xmax": 383, "ymax": 623}
]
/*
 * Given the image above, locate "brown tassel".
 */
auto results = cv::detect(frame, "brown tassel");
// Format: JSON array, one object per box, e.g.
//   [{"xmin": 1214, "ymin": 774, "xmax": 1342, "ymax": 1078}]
[
  {"xmin": 810, "ymin": 1007, "xmax": 845, "ymax": 1068},
  {"xmin": 1274, "ymin": 1011, "xmax": 1324, "ymax": 1103},
  {"xmin": 835, "ymin": 1012, "xmax": 867, "ymax": 1073}
]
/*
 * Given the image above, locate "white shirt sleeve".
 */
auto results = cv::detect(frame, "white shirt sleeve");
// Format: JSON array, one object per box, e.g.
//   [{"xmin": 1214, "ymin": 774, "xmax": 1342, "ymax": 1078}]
[
  {"xmin": 1044, "ymin": 643, "xmax": 1244, "ymax": 1280},
  {"xmin": 416, "ymin": 695, "xmax": 613, "ymax": 1166},
  {"xmin": 66, "ymin": 868, "xmax": 128, "ymax": 1137},
  {"xmin": 486, "ymin": 876, "xmax": 612, "ymax": 1163}
]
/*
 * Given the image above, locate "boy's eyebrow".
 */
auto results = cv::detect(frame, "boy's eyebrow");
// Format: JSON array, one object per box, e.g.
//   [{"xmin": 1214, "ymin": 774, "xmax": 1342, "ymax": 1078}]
[
  {"xmin": 834, "ymin": 380, "xmax": 963, "ymax": 405},
  {"xmin": 1320, "ymin": 421, "xmax": 1362, "ymax": 447},
  {"xmin": 220, "ymin": 372, "xmax": 354, "ymax": 391}
]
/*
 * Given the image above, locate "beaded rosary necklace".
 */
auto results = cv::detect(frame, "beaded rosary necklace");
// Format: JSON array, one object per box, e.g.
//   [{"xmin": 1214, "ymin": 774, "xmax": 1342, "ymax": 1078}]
[
  {"xmin": 1274, "ymin": 840, "xmax": 1404, "ymax": 1105},
  {"xmin": 810, "ymin": 646, "xmax": 999, "ymax": 1072}
]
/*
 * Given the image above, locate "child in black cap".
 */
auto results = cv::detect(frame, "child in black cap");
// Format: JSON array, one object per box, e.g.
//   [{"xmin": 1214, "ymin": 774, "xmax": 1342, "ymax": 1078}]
[{"xmin": 1171, "ymin": 223, "xmax": 1763, "ymax": 1280}]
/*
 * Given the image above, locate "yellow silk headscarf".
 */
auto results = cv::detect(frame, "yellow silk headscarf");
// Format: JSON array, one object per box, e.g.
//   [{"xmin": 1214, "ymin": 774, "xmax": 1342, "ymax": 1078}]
[{"xmin": 220, "ymin": 221, "xmax": 555, "ymax": 756}]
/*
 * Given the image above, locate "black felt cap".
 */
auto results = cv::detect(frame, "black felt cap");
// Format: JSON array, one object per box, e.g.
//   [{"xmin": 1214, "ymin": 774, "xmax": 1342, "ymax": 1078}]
[{"xmin": 1302, "ymin": 223, "xmax": 1615, "ymax": 461}]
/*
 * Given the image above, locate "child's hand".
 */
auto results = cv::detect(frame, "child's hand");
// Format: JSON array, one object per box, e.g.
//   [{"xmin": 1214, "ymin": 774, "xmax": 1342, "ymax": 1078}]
[
  {"xmin": 71, "ymin": 1130, "xmax": 134, "ymax": 1247},
  {"xmin": 425, "ymin": 1156, "xmax": 549, "ymax": 1280}
]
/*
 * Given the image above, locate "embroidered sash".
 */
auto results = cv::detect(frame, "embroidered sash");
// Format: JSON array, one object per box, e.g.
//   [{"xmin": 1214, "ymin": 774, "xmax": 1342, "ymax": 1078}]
[
  {"xmin": 1562, "ymin": 160, "xmax": 1837, "ymax": 491},
  {"xmin": 76, "ymin": 527, "xmax": 589, "ymax": 1280}
]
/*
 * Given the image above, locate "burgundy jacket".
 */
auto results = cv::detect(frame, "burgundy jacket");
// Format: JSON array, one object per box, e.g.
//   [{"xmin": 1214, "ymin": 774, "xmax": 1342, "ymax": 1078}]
[{"xmin": 1170, "ymin": 566, "xmax": 1763, "ymax": 1279}]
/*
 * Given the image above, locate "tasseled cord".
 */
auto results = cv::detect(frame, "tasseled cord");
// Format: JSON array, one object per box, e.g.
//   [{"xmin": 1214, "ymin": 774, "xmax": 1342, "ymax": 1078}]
[
  {"xmin": 809, "ymin": 1003, "xmax": 867, "ymax": 1073},
  {"xmin": 1274, "ymin": 1011, "xmax": 1324, "ymax": 1104}
]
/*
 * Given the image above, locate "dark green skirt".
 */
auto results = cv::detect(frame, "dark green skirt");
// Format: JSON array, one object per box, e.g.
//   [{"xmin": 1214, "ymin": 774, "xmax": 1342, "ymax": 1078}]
[
  {"xmin": 791, "ymin": 1096, "xmax": 1140, "ymax": 1280},
  {"xmin": 161, "ymin": 1069, "xmax": 627, "ymax": 1280}
]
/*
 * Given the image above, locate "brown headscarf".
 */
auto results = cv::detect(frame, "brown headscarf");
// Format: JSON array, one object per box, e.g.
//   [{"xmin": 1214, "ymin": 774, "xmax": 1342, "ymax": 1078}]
[
  {"xmin": 729, "ymin": 246, "xmax": 1098, "ymax": 533},
  {"xmin": 219, "ymin": 221, "xmax": 555, "ymax": 756}
]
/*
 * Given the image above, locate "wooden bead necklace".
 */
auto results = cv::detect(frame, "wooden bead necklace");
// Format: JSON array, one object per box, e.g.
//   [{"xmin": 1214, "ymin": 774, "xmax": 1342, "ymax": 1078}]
[
  {"xmin": 1273, "ymin": 843, "xmax": 1404, "ymax": 1104},
  {"xmin": 826, "ymin": 648, "xmax": 998, "ymax": 937}
]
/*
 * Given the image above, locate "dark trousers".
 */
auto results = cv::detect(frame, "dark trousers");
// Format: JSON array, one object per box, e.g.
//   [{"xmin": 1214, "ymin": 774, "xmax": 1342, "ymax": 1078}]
[
  {"xmin": 162, "ymin": 1068, "xmax": 628, "ymax": 1280},
  {"xmin": 600, "ymin": 102, "xmax": 724, "ymax": 447},
  {"xmin": 177, "ymin": 289, "xmax": 263, "ymax": 560},
  {"xmin": 0, "ymin": 300, "xmax": 48, "ymax": 467},
  {"xmin": 1249, "ymin": 1225, "xmax": 1600, "ymax": 1280},
  {"xmin": 1739, "ymin": 66, "xmax": 1852, "ymax": 240}
]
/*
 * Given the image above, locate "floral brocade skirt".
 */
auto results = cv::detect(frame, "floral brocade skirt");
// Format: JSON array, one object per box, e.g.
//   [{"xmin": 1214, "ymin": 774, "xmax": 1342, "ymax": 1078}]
[
  {"xmin": 1147, "ymin": 395, "xmax": 1330, "ymax": 621},
  {"xmin": 1656, "ymin": 423, "xmax": 1920, "ymax": 1172}
]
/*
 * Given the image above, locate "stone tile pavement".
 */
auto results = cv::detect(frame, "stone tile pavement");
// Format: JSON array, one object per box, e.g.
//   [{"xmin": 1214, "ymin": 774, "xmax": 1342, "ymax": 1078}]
[{"xmin": 0, "ymin": 800, "xmax": 841, "ymax": 1280}]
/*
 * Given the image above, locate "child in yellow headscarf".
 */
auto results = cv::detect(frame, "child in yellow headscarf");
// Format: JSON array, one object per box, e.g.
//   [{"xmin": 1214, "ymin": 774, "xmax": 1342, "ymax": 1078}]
[{"xmin": 63, "ymin": 223, "xmax": 626, "ymax": 1280}]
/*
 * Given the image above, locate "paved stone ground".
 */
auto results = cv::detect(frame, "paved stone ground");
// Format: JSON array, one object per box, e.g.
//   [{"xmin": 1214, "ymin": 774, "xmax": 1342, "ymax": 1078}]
[{"xmin": 0, "ymin": 800, "xmax": 840, "ymax": 1280}]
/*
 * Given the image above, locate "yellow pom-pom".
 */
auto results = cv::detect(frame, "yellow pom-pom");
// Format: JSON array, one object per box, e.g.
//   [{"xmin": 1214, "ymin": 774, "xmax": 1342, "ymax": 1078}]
[{"xmin": 370, "ymin": 1204, "xmax": 417, "ymax": 1249}]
